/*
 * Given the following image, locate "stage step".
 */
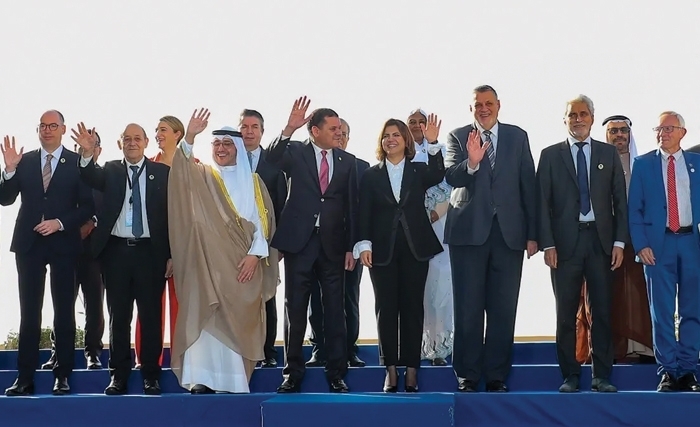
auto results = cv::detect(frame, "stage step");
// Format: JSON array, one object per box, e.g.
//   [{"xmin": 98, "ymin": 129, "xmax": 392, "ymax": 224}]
[
  {"xmin": 0, "ymin": 363, "xmax": 664, "ymax": 395},
  {"xmin": 0, "ymin": 341, "xmax": 559, "ymax": 370},
  {"xmin": 261, "ymin": 393, "xmax": 455, "ymax": 427}
]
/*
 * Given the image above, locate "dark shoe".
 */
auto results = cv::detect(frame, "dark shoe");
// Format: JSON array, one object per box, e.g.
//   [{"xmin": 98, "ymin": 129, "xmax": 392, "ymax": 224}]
[
  {"xmin": 637, "ymin": 355, "xmax": 656, "ymax": 364},
  {"xmin": 41, "ymin": 356, "xmax": 56, "ymax": 370},
  {"xmin": 677, "ymin": 373, "xmax": 700, "ymax": 392},
  {"xmin": 260, "ymin": 358, "xmax": 278, "ymax": 368},
  {"xmin": 52, "ymin": 377, "xmax": 70, "ymax": 395},
  {"xmin": 658, "ymin": 372, "xmax": 677, "ymax": 392},
  {"xmin": 143, "ymin": 379, "xmax": 161, "ymax": 395},
  {"xmin": 383, "ymin": 367, "xmax": 398, "ymax": 393},
  {"xmin": 486, "ymin": 380, "xmax": 508, "ymax": 392},
  {"xmin": 431, "ymin": 357, "xmax": 448, "ymax": 366},
  {"xmin": 404, "ymin": 368, "xmax": 418, "ymax": 393},
  {"xmin": 5, "ymin": 379, "xmax": 34, "ymax": 396},
  {"xmin": 591, "ymin": 378, "xmax": 617, "ymax": 392},
  {"xmin": 87, "ymin": 354, "xmax": 102, "ymax": 370},
  {"xmin": 105, "ymin": 379, "xmax": 127, "ymax": 395},
  {"xmin": 305, "ymin": 356, "xmax": 326, "ymax": 367},
  {"xmin": 348, "ymin": 354, "xmax": 366, "ymax": 367},
  {"xmin": 277, "ymin": 379, "xmax": 300, "ymax": 393},
  {"xmin": 558, "ymin": 375, "xmax": 580, "ymax": 393},
  {"xmin": 457, "ymin": 378, "xmax": 477, "ymax": 392},
  {"xmin": 329, "ymin": 379, "xmax": 349, "ymax": 393},
  {"xmin": 191, "ymin": 384, "xmax": 215, "ymax": 394}
]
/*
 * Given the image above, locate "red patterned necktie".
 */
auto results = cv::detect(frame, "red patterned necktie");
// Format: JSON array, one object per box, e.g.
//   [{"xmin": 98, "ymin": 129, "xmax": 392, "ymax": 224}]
[
  {"xmin": 667, "ymin": 155, "xmax": 680, "ymax": 232},
  {"xmin": 319, "ymin": 150, "xmax": 329, "ymax": 194}
]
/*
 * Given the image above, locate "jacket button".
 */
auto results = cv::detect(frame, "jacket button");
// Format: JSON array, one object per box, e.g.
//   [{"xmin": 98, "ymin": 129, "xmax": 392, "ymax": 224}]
[{"xmin": 321, "ymin": 198, "xmax": 325, "ymax": 202}]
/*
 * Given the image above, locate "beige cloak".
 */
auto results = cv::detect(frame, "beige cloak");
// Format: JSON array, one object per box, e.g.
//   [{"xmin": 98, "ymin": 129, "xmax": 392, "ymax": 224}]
[{"xmin": 167, "ymin": 146, "xmax": 279, "ymax": 385}]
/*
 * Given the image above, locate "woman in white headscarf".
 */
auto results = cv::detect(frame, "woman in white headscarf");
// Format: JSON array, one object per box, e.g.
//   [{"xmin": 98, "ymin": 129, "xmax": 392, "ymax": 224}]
[{"xmin": 407, "ymin": 108, "xmax": 454, "ymax": 366}]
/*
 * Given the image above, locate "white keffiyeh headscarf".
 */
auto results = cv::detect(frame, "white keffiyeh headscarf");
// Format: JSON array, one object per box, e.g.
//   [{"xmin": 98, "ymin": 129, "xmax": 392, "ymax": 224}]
[{"xmin": 211, "ymin": 126, "xmax": 258, "ymax": 222}]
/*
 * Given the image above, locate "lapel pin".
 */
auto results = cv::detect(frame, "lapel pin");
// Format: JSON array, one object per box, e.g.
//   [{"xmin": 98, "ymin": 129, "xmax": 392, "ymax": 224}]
[
  {"xmin": 149, "ymin": 175, "xmax": 154, "ymax": 180},
  {"xmin": 338, "ymin": 156, "xmax": 342, "ymax": 161},
  {"xmin": 598, "ymin": 164, "xmax": 604, "ymax": 170},
  {"xmin": 60, "ymin": 158, "xmax": 66, "ymax": 163},
  {"xmin": 692, "ymin": 169, "xmax": 696, "ymax": 173}
]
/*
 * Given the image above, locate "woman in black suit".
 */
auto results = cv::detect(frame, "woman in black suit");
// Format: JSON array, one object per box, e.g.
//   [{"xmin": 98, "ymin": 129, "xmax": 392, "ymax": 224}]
[{"xmin": 355, "ymin": 118, "xmax": 445, "ymax": 392}]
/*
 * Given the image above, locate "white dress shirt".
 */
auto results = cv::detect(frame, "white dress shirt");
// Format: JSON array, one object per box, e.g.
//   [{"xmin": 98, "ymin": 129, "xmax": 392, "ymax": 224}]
[
  {"xmin": 660, "ymin": 149, "xmax": 692, "ymax": 228},
  {"xmin": 80, "ymin": 154, "xmax": 151, "ymax": 238},
  {"xmin": 412, "ymin": 138, "xmax": 445, "ymax": 164},
  {"xmin": 352, "ymin": 158, "xmax": 406, "ymax": 258},
  {"xmin": 248, "ymin": 146, "xmax": 262, "ymax": 172}
]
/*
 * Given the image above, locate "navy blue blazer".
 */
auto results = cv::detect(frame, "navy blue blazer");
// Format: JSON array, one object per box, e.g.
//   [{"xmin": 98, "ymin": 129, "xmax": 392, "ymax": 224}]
[{"xmin": 0, "ymin": 147, "xmax": 94, "ymax": 255}]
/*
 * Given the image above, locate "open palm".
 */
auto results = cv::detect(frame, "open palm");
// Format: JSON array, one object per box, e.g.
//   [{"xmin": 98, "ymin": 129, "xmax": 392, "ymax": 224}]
[
  {"xmin": 421, "ymin": 113, "xmax": 442, "ymax": 143},
  {"xmin": 1, "ymin": 136, "xmax": 24, "ymax": 171},
  {"xmin": 187, "ymin": 108, "xmax": 210, "ymax": 137}
]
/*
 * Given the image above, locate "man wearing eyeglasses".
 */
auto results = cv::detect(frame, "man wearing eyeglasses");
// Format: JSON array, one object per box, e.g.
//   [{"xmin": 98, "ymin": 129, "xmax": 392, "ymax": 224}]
[
  {"xmin": 576, "ymin": 116, "xmax": 654, "ymax": 366},
  {"xmin": 0, "ymin": 110, "xmax": 94, "ymax": 396},
  {"xmin": 629, "ymin": 111, "xmax": 700, "ymax": 392}
]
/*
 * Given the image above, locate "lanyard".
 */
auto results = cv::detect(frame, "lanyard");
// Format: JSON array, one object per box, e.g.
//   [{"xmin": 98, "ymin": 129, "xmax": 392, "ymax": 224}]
[{"xmin": 126, "ymin": 162, "xmax": 146, "ymax": 204}]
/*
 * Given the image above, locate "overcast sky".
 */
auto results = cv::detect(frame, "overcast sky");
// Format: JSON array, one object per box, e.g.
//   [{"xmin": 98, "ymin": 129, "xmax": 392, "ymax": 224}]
[{"xmin": 1, "ymin": 0, "xmax": 699, "ymax": 344}]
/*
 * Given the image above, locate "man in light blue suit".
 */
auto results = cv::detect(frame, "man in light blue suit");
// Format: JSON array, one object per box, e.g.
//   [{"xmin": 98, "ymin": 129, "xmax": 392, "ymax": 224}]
[{"xmin": 628, "ymin": 111, "xmax": 700, "ymax": 393}]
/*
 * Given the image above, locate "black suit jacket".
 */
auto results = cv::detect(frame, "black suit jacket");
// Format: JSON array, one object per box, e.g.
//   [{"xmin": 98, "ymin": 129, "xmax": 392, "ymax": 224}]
[
  {"xmin": 78, "ymin": 157, "xmax": 171, "ymax": 263},
  {"xmin": 0, "ymin": 147, "xmax": 94, "ymax": 255},
  {"xmin": 356, "ymin": 158, "xmax": 370, "ymax": 184},
  {"xmin": 256, "ymin": 148, "xmax": 288, "ymax": 223},
  {"xmin": 536, "ymin": 139, "xmax": 628, "ymax": 260},
  {"xmin": 266, "ymin": 136, "xmax": 358, "ymax": 261},
  {"xmin": 444, "ymin": 123, "xmax": 537, "ymax": 250},
  {"xmin": 358, "ymin": 152, "xmax": 445, "ymax": 266}
]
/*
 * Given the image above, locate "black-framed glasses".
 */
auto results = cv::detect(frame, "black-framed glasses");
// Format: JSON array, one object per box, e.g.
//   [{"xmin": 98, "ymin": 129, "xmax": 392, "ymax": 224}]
[
  {"xmin": 38, "ymin": 123, "xmax": 60, "ymax": 131},
  {"xmin": 607, "ymin": 127, "xmax": 630, "ymax": 135},
  {"xmin": 653, "ymin": 126, "xmax": 684, "ymax": 133}
]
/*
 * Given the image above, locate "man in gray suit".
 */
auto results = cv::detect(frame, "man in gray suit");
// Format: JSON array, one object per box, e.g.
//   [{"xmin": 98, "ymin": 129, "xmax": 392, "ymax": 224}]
[
  {"xmin": 536, "ymin": 95, "xmax": 627, "ymax": 393},
  {"xmin": 444, "ymin": 85, "xmax": 537, "ymax": 392}
]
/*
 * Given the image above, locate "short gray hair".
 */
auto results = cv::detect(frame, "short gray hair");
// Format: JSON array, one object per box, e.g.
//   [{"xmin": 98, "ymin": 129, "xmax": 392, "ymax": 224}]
[
  {"xmin": 565, "ymin": 95, "xmax": 595, "ymax": 116},
  {"xmin": 340, "ymin": 118, "xmax": 350, "ymax": 135},
  {"xmin": 659, "ymin": 111, "xmax": 686, "ymax": 128}
]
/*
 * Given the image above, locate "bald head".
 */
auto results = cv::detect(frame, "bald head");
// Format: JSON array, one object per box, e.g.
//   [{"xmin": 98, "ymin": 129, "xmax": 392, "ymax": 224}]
[
  {"xmin": 38, "ymin": 110, "xmax": 66, "ymax": 150},
  {"xmin": 119, "ymin": 123, "xmax": 149, "ymax": 164}
]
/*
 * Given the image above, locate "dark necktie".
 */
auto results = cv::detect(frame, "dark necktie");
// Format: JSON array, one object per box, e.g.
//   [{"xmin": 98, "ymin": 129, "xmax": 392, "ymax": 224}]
[
  {"xmin": 575, "ymin": 142, "xmax": 591, "ymax": 216},
  {"xmin": 130, "ymin": 166, "xmax": 144, "ymax": 238},
  {"xmin": 483, "ymin": 130, "xmax": 495, "ymax": 169}
]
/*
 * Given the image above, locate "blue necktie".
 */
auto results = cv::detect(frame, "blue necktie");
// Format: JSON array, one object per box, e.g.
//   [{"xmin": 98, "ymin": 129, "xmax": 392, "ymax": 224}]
[
  {"xmin": 130, "ymin": 166, "xmax": 143, "ymax": 238},
  {"xmin": 575, "ymin": 142, "xmax": 591, "ymax": 216}
]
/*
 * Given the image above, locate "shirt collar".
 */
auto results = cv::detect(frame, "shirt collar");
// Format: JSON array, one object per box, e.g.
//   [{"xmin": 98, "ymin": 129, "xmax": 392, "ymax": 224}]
[
  {"xmin": 248, "ymin": 146, "xmax": 261, "ymax": 158},
  {"xmin": 474, "ymin": 122, "xmax": 499, "ymax": 138},
  {"xmin": 567, "ymin": 136, "xmax": 592, "ymax": 146},
  {"xmin": 659, "ymin": 148, "xmax": 683, "ymax": 161},
  {"xmin": 41, "ymin": 145, "xmax": 63, "ymax": 159},
  {"xmin": 124, "ymin": 156, "xmax": 146, "ymax": 169},
  {"xmin": 310, "ymin": 141, "xmax": 330, "ymax": 157},
  {"xmin": 386, "ymin": 157, "xmax": 406, "ymax": 170}
]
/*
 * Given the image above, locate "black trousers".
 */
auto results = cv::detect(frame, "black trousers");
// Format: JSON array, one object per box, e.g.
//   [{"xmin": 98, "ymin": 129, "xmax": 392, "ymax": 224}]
[
  {"xmin": 102, "ymin": 237, "xmax": 165, "ymax": 381},
  {"xmin": 308, "ymin": 262, "xmax": 363, "ymax": 360},
  {"xmin": 264, "ymin": 296, "xmax": 278, "ymax": 360},
  {"xmin": 15, "ymin": 243, "xmax": 77, "ymax": 380},
  {"xmin": 283, "ymin": 232, "xmax": 347, "ymax": 381},
  {"xmin": 369, "ymin": 228, "xmax": 428, "ymax": 368},
  {"xmin": 450, "ymin": 217, "xmax": 524, "ymax": 383},
  {"xmin": 49, "ymin": 241, "xmax": 105, "ymax": 358},
  {"xmin": 552, "ymin": 224, "xmax": 614, "ymax": 380}
]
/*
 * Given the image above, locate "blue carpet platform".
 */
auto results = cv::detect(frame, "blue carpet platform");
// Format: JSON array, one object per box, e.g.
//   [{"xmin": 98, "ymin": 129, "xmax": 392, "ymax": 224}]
[{"xmin": 0, "ymin": 342, "xmax": 697, "ymax": 426}]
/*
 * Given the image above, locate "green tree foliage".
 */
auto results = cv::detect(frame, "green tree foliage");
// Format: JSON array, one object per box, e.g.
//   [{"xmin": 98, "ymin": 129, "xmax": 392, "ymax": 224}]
[{"xmin": 3, "ymin": 327, "xmax": 85, "ymax": 350}]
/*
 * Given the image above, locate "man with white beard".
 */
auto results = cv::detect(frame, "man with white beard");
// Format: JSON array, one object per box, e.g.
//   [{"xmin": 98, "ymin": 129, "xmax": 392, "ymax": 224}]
[{"xmin": 168, "ymin": 109, "xmax": 279, "ymax": 393}]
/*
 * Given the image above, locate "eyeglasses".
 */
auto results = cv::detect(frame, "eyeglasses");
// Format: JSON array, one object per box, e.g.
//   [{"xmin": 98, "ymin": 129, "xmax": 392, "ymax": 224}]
[
  {"xmin": 211, "ymin": 140, "xmax": 235, "ymax": 148},
  {"xmin": 39, "ymin": 123, "xmax": 60, "ymax": 131},
  {"xmin": 607, "ymin": 127, "xmax": 630, "ymax": 135},
  {"xmin": 653, "ymin": 126, "xmax": 684, "ymax": 133}
]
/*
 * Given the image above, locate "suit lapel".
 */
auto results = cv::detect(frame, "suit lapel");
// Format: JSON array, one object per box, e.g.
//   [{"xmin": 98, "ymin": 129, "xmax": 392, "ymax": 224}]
[
  {"xmin": 377, "ymin": 161, "xmax": 398, "ymax": 205},
  {"xmin": 399, "ymin": 161, "xmax": 414, "ymax": 205},
  {"xmin": 559, "ymin": 141, "xmax": 577, "ymax": 185},
  {"xmin": 326, "ymin": 148, "xmax": 343, "ymax": 191},
  {"xmin": 589, "ymin": 141, "xmax": 601, "ymax": 194},
  {"xmin": 144, "ymin": 159, "xmax": 154, "ymax": 216},
  {"xmin": 652, "ymin": 151, "xmax": 665, "ymax": 205},
  {"xmin": 303, "ymin": 142, "xmax": 322, "ymax": 192}
]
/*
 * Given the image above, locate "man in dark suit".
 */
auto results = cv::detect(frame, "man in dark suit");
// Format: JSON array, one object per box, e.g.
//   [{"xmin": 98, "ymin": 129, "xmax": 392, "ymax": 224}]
[
  {"xmin": 0, "ymin": 110, "xmax": 94, "ymax": 396},
  {"xmin": 43, "ymin": 132, "xmax": 106, "ymax": 371},
  {"xmin": 74, "ymin": 122, "xmax": 171, "ymax": 396},
  {"xmin": 267, "ymin": 97, "xmax": 358, "ymax": 393},
  {"xmin": 444, "ymin": 85, "xmax": 537, "ymax": 393},
  {"xmin": 307, "ymin": 118, "xmax": 369, "ymax": 368},
  {"xmin": 537, "ymin": 95, "xmax": 627, "ymax": 393},
  {"xmin": 239, "ymin": 108, "xmax": 288, "ymax": 368}
]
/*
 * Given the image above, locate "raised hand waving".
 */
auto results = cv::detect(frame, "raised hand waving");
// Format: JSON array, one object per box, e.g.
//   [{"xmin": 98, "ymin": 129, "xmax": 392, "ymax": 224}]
[
  {"xmin": 0, "ymin": 136, "xmax": 24, "ymax": 173},
  {"xmin": 283, "ymin": 96, "xmax": 312, "ymax": 136},
  {"xmin": 420, "ymin": 113, "xmax": 442, "ymax": 144}
]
